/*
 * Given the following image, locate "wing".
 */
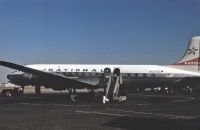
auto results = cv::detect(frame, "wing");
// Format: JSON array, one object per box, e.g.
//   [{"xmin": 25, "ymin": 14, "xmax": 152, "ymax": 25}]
[{"xmin": 0, "ymin": 61, "xmax": 95, "ymax": 89}]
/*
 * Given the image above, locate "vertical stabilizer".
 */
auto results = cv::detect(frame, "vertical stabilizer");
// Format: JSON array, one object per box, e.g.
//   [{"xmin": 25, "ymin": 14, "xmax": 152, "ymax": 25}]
[{"xmin": 175, "ymin": 36, "xmax": 200, "ymax": 71}]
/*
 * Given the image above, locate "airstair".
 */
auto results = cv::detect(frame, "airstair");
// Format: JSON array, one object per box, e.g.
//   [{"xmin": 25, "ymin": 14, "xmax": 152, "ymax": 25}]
[{"xmin": 103, "ymin": 68, "xmax": 127, "ymax": 103}]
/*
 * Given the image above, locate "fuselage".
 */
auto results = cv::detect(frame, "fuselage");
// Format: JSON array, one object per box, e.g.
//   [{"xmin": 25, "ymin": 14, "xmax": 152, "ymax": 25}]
[
  {"xmin": 27, "ymin": 64, "xmax": 200, "ymax": 77},
  {"xmin": 7, "ymin": 64, "xmax": 200, "ymax": 90}
]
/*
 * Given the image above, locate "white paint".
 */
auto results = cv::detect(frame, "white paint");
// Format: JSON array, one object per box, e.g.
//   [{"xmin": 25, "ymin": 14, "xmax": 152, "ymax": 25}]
[
  {"xmin": 76, "ymin": 110, "xmax": 126, "ymax": 117},
  {"xmin": 107, "ymin": 108, "xmax": 195, "ymax": 119}
]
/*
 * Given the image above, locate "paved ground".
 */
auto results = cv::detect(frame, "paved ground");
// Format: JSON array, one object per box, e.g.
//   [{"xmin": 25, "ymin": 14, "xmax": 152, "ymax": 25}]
[{"xmin": 0, "ymin": 93, "xmax": 200, "ymax": 130}]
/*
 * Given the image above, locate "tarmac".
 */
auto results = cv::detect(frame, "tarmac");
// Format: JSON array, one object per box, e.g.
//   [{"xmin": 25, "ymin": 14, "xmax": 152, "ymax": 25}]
[{"xmin": 0, "ymin": 92, "xmax": 200, "ymax": 130}]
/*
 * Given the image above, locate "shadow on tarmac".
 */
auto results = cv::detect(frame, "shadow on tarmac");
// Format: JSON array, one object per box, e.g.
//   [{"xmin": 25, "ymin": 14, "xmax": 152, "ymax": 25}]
[{"xmin": 102, "ymin": 116, "xmax": 200, "ymax": 130}]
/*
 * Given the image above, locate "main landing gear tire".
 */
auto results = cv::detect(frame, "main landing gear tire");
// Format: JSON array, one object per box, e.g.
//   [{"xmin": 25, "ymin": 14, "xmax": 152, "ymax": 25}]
[{"xmin": 18, "ymin": 86, "xmax": 24, "ymax": 95}]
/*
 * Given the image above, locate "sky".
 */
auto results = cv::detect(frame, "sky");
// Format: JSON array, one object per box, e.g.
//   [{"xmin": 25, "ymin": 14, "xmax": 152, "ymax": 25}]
[{"xmin": 0, "ymin": 0, "xmax": 200, "ymax": 82}]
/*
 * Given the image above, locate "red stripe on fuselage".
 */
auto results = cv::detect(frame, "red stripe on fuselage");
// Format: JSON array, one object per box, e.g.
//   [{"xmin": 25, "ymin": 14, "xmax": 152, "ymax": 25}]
[{"xmin": 175, "ymin": 57, "xmax": 200, "ymax": 65}]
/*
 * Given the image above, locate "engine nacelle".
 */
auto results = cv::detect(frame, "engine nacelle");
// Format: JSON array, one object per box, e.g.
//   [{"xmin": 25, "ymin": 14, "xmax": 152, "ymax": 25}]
[{"xmin": 22, "ymin": 73, "xmax": 33, "ymax": 80}]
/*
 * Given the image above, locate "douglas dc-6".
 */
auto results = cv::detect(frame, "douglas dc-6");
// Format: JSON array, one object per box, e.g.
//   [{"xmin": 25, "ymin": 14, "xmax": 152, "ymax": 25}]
[{"xmin": 1, "ymin": 36, "xmax": 200, "ymax": 103}]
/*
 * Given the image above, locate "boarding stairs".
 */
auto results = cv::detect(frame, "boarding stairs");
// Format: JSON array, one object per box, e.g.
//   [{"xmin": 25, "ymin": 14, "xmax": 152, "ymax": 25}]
[{"xmin": 103, "ymin": 68, "xmax": 127, "ymax": 103}]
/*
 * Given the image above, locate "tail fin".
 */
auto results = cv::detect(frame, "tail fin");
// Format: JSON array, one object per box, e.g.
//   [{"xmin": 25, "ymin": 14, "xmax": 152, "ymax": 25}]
[{"xmin": 175, "ymin": 36, "xmax": 200, "ymax": 71}]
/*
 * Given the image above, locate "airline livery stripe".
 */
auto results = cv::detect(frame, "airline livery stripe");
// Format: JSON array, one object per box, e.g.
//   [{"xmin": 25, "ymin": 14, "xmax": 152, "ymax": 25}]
[{"xmin": 175, "ymin": 57, "xmax": 200, "ymax": 65}]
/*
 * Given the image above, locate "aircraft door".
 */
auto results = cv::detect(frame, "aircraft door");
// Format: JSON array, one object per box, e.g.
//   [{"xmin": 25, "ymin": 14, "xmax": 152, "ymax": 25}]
[{"xmin": 104, "ymin": 68, "xmax": 111, "ymax": 77}]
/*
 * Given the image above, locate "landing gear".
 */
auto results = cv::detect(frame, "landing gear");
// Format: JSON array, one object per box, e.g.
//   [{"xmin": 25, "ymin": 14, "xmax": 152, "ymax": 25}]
[
  {"xmin": 19, "ymin": 86, "xmax": 24, "ymax": 94},
  {"xmin": 68, "ymin": 88, "xmax": 78, "ymax": 104},
  {"xmin": 183, "ymin": 85, "xmax": 193, "ymax": 95}
]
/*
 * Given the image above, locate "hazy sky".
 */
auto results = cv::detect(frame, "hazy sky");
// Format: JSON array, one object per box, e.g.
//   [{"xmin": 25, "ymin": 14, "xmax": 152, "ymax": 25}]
[{"xmin": 0, "ymin": 0, "xmax": 200, "ymax": 82}]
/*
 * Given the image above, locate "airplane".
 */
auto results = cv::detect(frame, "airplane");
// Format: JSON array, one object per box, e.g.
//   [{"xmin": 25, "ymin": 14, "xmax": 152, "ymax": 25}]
[{"xmin": 1, "ymin": 36, "xmax": 200, "ymax": 103}]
